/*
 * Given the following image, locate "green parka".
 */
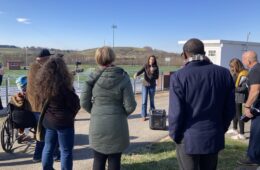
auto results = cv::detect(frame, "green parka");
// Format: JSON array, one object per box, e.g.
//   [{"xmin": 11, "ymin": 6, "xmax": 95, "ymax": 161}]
[{"xmin": 80, "ymin": 66, "xmax": 137, "ymax": 154}]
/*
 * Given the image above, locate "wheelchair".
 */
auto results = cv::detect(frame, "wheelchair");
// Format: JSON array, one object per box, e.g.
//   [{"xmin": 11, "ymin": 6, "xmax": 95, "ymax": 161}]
[{"xmin": 1, "ymin": 103, "xmax": 37, "ymax": 153}]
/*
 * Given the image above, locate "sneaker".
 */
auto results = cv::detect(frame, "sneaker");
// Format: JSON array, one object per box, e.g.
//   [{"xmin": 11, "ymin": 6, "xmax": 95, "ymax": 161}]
[
  {"xmin": 32, "ymin": 158, "xmax": 41, "ymax": 163},
  {"xmin": 231, "ymin": 134, "xmax": 246, "ymax": 140},
  {"xmin": 54, "ymin": 156, "xmax": 60, "ymax": 162},
  {"xmin": 141, "ymin": 117, "xmax": 146, "ymax": 121},
  {"xmin": 237, "ymin": 157, "xmax": 258, "ymax": 166},
  {"xmin": 226, "ymin": 129, "xmax": 238, "ymax": 135}
]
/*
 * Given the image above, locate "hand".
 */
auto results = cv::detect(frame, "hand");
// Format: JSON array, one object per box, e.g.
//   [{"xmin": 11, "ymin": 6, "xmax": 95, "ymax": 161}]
[
  {"xmin": 0, "ymin": 67, "xmax": 4, "ymax": 76},
  {"xmin": 133, "ymin": 73, "xmax": 137, "ymax": 79},
  {"xmin": 244, "ymin": 107, "xmax": 254, "ymax": 118}
]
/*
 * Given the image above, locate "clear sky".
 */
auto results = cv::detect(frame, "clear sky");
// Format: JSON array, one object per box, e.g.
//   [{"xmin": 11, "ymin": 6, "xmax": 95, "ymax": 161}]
[{"xmin": 0, "ymin": 0, "xmax": 260, "ymax": 52}]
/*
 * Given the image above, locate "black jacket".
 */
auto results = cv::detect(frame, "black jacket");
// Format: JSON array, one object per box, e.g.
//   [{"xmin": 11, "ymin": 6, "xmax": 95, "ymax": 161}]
[{"xmin": 136, "ymin": 64, "xmax": 159, "ymax": 86}]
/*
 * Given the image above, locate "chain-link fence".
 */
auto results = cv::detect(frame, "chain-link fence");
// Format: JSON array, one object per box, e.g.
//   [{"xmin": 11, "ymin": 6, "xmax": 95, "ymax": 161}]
[{"xmin": 0, "ymin": 71, "xmax": 172, "ymax": 107}]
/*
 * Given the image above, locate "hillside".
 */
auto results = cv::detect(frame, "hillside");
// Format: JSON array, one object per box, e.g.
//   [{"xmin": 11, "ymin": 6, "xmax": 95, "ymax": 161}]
[{"xmin": 0, "ymin": 46, "xmax": 182, "ymax": 66}]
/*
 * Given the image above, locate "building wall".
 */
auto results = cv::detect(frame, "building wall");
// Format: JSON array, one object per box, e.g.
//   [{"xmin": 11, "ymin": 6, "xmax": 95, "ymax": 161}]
[
  {"xmin": 204, "ymin": 45, "xmax": 221, "ymax": 66},
  {"xmin": 179, "ymin": 40, "xmax": 260, "ymax": 69},
  {"xmin": 221, "ymin": 43, "xmax": 260, "ymax": 68},
  {"xmin": 220, "ymin": 43, "xmax": 246, "ymax": 68}
]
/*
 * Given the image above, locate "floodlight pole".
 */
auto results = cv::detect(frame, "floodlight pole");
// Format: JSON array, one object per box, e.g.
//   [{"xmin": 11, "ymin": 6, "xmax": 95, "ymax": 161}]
[
  {"xmin": 246, "ymin": 32, "xmax": 251, "ymax": 51},
  {"xmin": 112, "ymin": 24, "xmax": 117, "ymax": 48}
]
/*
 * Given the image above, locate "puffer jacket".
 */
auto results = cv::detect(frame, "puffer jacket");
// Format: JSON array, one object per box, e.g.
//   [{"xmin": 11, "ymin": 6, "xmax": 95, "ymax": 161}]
[{"xmin": 80, "ymin": 66, "xmax": 136, "ymax": 154}]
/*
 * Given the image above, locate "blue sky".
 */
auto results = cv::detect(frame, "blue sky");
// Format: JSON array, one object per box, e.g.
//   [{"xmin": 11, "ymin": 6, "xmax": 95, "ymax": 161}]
[{"xmin": 0, "ymin": 0, "xmax": 260, "ymax": 52}]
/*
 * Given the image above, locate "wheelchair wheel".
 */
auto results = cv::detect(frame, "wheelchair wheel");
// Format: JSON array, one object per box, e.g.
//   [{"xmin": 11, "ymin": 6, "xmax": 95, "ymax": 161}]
[{"xmin": 1, "ymin": 117, "xmax": 16, "ymax": 152}]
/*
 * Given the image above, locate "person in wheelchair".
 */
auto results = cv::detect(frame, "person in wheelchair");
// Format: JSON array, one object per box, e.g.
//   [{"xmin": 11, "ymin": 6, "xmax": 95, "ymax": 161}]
[{"xmin": 10, "ymin": 76, "xmax": 34, "ymax": 143}]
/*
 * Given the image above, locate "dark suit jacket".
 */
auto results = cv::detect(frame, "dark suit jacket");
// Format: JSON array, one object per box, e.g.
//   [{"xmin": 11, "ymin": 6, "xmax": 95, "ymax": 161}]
[{"xmin": 168, "ymin": 60, "xmax": 235, "ymax": 154}]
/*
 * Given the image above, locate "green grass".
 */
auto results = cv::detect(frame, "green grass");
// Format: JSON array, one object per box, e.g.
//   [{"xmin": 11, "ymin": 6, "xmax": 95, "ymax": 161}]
[{"xmin": 121, "ymin": 137, "xmax": 248, "ymax": 170}]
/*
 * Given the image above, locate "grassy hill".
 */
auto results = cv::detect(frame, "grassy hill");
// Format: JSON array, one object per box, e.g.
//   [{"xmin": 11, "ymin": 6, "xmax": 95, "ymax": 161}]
[{"xmin": 0, "ymin": 46, "xmax": 182, "ymax": 66}]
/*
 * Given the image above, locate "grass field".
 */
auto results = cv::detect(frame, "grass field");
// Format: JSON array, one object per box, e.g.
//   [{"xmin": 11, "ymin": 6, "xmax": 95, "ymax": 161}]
[{"xmin": 121, "ymin": 137, "xmax": 248, "ymax": 170}]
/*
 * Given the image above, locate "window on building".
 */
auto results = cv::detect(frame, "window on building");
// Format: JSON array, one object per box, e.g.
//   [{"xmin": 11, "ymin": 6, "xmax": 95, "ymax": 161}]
[{"xmin": 208, "ymin": 50, "xmax": 216, "ymax": 57}]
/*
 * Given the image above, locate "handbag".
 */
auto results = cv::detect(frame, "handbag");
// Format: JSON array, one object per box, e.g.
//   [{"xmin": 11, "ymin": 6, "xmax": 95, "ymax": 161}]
[{"xmin": 36, "ymin": 99, "xmax": 50, "ymax": 142}]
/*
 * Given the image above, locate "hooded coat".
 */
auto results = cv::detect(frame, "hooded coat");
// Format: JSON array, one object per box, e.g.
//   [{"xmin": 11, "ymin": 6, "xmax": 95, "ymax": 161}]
[{"xmin": 80, "ymin": 66, "xmax": 136, "ymax": 154}]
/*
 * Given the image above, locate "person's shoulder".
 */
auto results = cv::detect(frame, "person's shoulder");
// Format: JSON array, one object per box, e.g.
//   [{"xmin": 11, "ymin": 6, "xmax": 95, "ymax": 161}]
[
  {"xmin": 210, "ymin": 64, "xmax": 230, "ymax": 73},
  {"xmin": 254, "ymin": 63, "xmax": 260, "ymax": 70}
]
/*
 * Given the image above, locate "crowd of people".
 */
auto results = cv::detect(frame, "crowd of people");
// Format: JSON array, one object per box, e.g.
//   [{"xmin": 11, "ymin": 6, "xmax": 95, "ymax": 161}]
[{"xmin": 1, "ymin": 38, "xmax": 260, "ymax": 170}]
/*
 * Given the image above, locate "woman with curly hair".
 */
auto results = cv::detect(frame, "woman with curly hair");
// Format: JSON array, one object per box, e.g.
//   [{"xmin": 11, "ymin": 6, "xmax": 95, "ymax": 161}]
[{"xmin": 36, "ymin": 56, "xmax": 80, "ymax": 170}]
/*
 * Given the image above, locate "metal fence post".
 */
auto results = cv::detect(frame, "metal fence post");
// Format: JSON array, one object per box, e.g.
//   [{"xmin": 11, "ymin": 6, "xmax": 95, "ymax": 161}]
[
  {"xmin": 161, "ymin": 72, "xmax": 164, "ymax": 91},
  {"xmin": 5, "ymin": 77, "xmax": 9, "ymax": 106},
  {"xmin": 77, "ymin": 74, "xmax": 80, "ymax": 89},
  {"xmin": 133, "ymin": 78, "xmax": 136, "ymax": 94}
]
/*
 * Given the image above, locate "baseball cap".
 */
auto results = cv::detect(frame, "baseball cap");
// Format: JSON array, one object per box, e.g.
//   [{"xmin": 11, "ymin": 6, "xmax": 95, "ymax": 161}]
[
  {"xmin": 16, "ymin": 75, "xmax": 27, "ymax": 92},
  {"xmin": 37, "ymin": 49, "xmax": 53, "ymax": 58}
]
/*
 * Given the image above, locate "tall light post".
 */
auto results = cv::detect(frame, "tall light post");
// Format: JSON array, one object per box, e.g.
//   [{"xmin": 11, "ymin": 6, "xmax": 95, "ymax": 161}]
[
  {"xmin": 112, "ymin": 24, "xmax": 117, "ymax": 48},
  {"xmin": 246, "ymin": 32, "xmax": 251, "ymax": 51},
  {"xmin": 25, "ymin": 47, "xmax": 27, "ymax": 67}
]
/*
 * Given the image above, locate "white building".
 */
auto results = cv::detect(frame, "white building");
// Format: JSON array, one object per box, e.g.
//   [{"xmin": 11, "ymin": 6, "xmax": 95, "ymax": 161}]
[{"xmin": 178, "ymin": 40, "xmax": 260, "ymax": 68}]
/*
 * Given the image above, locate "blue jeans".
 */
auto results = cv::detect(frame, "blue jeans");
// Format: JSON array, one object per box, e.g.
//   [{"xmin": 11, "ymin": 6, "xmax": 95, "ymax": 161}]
[
  {"xmin": 33, "ymin": 112, "xmax": 44, "ymax": 160},
  {"xmin": 247, "ymin": 115, "xmax": 260, "ymax": 164},
  {"xmin": 42, "ymin": 128, "xmax": 74, "ymax": 170},
  {"xmin": 141, "ymin": 85, "xmax": 156, "ymax": 117}
]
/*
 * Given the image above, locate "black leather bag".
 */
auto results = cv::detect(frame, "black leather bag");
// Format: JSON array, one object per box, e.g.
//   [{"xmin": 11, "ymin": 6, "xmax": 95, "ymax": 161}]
[
  {"xmin": 10, "ymin": 104, "xmax": 37, "ymax": 128},
  {"xmin": 241, "ymin": 99, "xmax": 260, "ymax": 122}
]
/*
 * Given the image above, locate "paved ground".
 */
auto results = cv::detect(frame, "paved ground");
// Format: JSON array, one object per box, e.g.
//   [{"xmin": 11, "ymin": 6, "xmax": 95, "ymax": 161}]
[
  {"xmin": 0, "ymin": 91, "xmax": 258, "ymax": 170},
  {"xmin": 0, "ymin": 92, "xmax": 169, "ymax": 170}
]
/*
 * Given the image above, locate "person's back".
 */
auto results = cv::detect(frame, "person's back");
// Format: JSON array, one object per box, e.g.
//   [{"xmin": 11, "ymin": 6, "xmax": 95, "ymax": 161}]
[
  {"xmin": 170, "ymin": 60, "xmax": 235, "ymax": 153},
  {"xmin": 80, "ymin": 47, "xmax": 136, "ymax": 170},
  {"xmin": 83, "ymin": 66, "xmax": 136, "ymax": 153},
  {"xmin": 168, "ymin": 38, "xmax": 235, "ymax": 170}
]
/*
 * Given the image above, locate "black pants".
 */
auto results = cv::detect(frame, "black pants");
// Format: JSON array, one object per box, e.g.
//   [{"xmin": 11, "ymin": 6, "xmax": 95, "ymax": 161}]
[
  {"xmin": 93, "ymin": 150, "xmax": 122, "ymax": 170},
  {"xmin": 0, "ymin": 97, "xmax": 3, "ymax": 110},
  {"xmin": 233, "ymin": 103, "xmax": 244, "ymax": 134},
  {"xmin": 176, "ymin": 143, "xmax": 218, "ymax": 170}
]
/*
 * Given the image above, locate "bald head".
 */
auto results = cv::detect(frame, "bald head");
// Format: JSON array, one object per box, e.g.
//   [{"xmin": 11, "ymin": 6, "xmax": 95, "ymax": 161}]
[{"xmin": 242, "ymin": 50, "xmax": 258, "ymax": 69}]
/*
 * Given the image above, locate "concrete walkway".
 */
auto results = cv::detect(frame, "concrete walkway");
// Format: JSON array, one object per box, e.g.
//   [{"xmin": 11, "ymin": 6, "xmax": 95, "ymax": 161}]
[{"xmin": 0, "ymin": 92, "xmax": 169, "ymax": 170}]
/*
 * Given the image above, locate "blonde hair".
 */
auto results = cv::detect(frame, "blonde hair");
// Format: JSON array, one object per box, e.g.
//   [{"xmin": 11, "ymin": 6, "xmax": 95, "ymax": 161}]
[
  {"xmin": 229, "ymin": 58, "xmax": 245, "ymax": 75},
  {"xmin": 95, "ymin": 46, "xmax": 116, "ymax": 66}
]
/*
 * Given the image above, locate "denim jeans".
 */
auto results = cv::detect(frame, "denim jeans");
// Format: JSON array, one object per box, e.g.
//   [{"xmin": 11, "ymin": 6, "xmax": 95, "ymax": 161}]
[
  {"xmin": 141, "ymin": 85, "xmax": 156, "ymax": 117},
  {"xmin": 33, "ymin": 112, "xmax": 45, "ymax": 160},
  {"xmin": 247, "ymin": 115, "xmax": 260, "ymax": 164},
  {"xmin": 42, "ymin": 128, "xmax": 74, "ymax": 170}
]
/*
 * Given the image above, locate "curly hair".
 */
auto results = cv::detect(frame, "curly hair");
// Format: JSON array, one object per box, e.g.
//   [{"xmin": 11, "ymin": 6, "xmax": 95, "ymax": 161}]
[{"xmin": 35, "ymin": 56, "xmax": 73, "ymax": 105}]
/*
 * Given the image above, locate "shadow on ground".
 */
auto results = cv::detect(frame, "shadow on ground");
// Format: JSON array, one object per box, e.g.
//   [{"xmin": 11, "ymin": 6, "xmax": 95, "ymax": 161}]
[
  {"xmin": 74, "ymin": 134, "xmax": 89, "ymax": 146},
  {"xmin": 128, "ymin": 114, "xmax": 141, "ymax": 120}
]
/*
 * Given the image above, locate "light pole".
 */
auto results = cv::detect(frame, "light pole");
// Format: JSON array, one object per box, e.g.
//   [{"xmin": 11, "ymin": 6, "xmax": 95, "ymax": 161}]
[
  {"xmin": 25, "ymin": 47, "xmax": 27, "ymax": 67},
  {"xmin": 246, "ymin": 32, "xmax": 251, "ymax": 51},
  {"xmin": 112, "ymin": 24, "xmax": 117, "ymax": 48}
]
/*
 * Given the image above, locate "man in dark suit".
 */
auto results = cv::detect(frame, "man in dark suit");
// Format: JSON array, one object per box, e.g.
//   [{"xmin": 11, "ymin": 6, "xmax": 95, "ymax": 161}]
[{"xmin": 168, "ymin": 38, "xmax": 236, "ymax": 170}]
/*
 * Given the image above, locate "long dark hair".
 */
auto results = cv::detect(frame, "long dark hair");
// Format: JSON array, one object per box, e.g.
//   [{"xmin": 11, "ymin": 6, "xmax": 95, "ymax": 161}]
[
  {"xmin": 35, "ymin": 57, "xmax": 73, "ymax": 105},
  {"xmin": 145, "ymin": 55, "xmax": 158, "ymax": 75}
]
